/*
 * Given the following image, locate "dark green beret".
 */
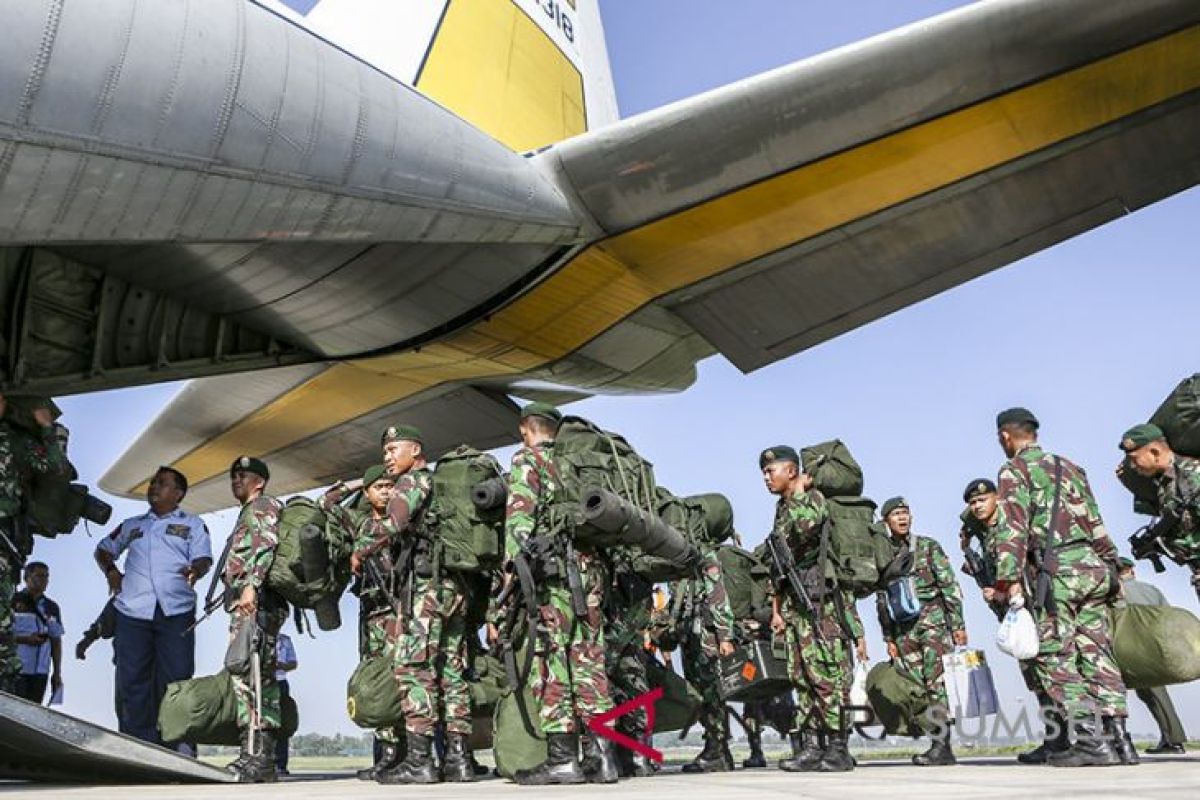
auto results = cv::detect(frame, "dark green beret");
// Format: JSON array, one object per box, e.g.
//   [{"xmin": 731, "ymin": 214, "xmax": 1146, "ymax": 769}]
[
  {"xmin": 963, "ymin": 478, "xmax": 997, "ymax": 502},
  {"xmin": 1119, "ymin": 423, "xmax": 1165, "ymax": 452},
  {"xmin": 361, "ymin": 464, "xmax": 391, "ymax": 489},
  {"xmin": 759, "ymin": 445, "xmax": 799, "ymax": 470},
  {"xmin": 519, "ymin": 401, "xmax": 562, "ymax": 425},
  {"xmin": 230, "ymin": 455, "xmax": 269, "ymax": 482},
  {"xmin": 996, "ymin": 407, "xmax": 1039, "ymax": 430},
  {"xmin": 381, "ymin": 424, "xmax": 423, "ymax": 447},
  {"xmin": 881, "ymin": 496, "xmax": 909, "ymax": 518},
  {"xmin": 1118, "ymin": 556, "xmax": 1135, "ymax": 570}
]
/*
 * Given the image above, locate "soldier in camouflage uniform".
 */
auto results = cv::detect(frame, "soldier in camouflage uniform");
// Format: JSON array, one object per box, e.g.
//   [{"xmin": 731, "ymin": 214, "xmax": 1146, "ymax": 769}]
[
  {"xmin": 1119, "ymin": 423, "xmax": 1200, "ymax": 598},
  {"xmin": 960, "ymin": 478, "xmax": 1068, "ymax": 764},
  {"xmin": 991, "ymin": 408, "xmax": 1132, "ymax": 768},
  {"xmin": 602, "ymin": 562, "xmax": 656, "ymax": 778},
  {"xmin": 762, "ymin": 446, "xmax": 866, "ymax": 773},
  {"xmin": 355, "ymin": 425, "xmax": 473, "ymax": 785},
  {"xmin": 502, "ymin": 402, "xmax": 617, "ymax": 786},
  {"xmin": 222, "ymin": 456, "xmax": 287, "ymax": 783},
  {"xmin": 654, "ymin": 530, "xmax": 736, "ymax": 773},
  {"xmin": 874, "ymin": 497, "xmax": 965, "ymax": 766},
  {"xmin": 323, "ymin": 465, "xmax": 402, "ymax": 780},
  {"xmin": 0, "ymin": 394, "xmax": 67, "ymax": 692}
]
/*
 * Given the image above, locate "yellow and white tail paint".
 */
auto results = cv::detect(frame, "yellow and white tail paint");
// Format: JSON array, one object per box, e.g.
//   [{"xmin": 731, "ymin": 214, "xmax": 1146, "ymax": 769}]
[{"xmin": 264, "ymin": 0, "xmax": 619, "ymax": 152}]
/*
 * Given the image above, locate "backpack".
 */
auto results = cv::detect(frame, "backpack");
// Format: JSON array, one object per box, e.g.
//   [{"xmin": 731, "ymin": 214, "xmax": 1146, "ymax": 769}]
[
  {"xmin": 159, "ymin": 670, "xmax": 298, "ymax": 745},
  {"xmin": 264, "ymin": 496, "xmax": 354, "ymax": 630},
  {"xmin": 627, "ymin": 489, "xmax": 705, "ymax": 582},
  {"xmin": 822, "ymin": 496, "xmax": 892, "ymax": 598},
  {"xmin": 802, "ymin": 440, "xmax": 864, "ymax": 498},
  {"xmin": 716, "ymin": 544, "xmax": 772, "ymax": 624},
  {"xmin": 552, "ymin": 416, "xmax": 659, "ymax": 547},
  {"xmin": 690, "ymin": 493, "xmax": 735, "ymax": 544},
  {"xmin": 865, "ymin": 661, "xmax": 928, "ymax": 736},
  {"xmin": 429, "ymin": 445, "xmax": 506, "ymax": 573},
  {"xmin": 1122, "ymin": 374, "xmax": 1200, "ymax": 514}
]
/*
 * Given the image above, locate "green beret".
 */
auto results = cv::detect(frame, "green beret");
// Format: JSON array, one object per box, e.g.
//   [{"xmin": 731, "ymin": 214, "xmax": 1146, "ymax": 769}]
[
  {"xmin": 230, "ymin": 455, "xmax": 269, "ymax": 482},
  {"xmin": 1119, "ymin": 423, "xmax": 1165, "ymax": 452},
  {"xmin": 519, "ymin": 402, "xmax": 562, "ymax": 425},
  {"xmin": 962, "ymin": 478, "xmax": 997, "ymax": 502},
  {"xmin": 361, "ymin": 464, "xmax": 391, "ymax": 489},
  {"xmin": 881, "ymin": 496, "xmax": 909, "ymax": 518},
  {"xmin": 996, "ymin": 407, "xmax": 1039, "ymax": 430},
  {"xmin": 381, "ymin": 424, "xmax": 424, "ymax": 447},
  {"xmin": 759, "ymin": 445, "xmax": 799, "ymax": 470},
  {"xmin": 1118, "ymin": 556, "xmax": 1135, "ymax": 570}
]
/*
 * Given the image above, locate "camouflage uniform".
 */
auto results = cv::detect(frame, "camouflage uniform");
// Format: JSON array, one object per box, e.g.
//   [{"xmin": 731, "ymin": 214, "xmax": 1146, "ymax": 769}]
[
  {"xmin": 604, "ymin": 561, "xmax": 655, "ymax": 746},
  {"xmin": 994, "ymin": 443, "xmax": 1127, "ymax": 721},
  {"xmin": 505, "ymin": 441, "xmax": 612, "ymax": 735},
  {"xmin": 1153, "ymin": 454, "xmax": 1200, "ymax": 577},
  {"xmin": 0, "ymin": 419, "xmax": 67, "ymax": 690},
  {"xmin": 664, "ymin": 544, "xmax": 735, "ymax": 741},
  {"xmin": 223, "ymin": 495, "xmax": 287, "ymax": 731},
  {"xmin": 772, "ymin": 489, "xmax": 863, "ymax": 732},
  {"xmin": 876, "ymin": 534, "xmax": 963, "ymax": 723},
  {"xmin": 358, "ymin": 468, "xmax": 471, "ymax": 738}
]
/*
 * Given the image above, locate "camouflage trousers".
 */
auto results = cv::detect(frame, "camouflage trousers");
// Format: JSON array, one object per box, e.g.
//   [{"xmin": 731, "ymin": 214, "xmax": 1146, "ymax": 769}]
[
  {"xmin": 781, "ymin": 596, "xmax": 851, "ymax": 733},
  {"xmin": 393, "ymin": 575, "xmax": 471, "ymax": 737},
  {"xmin": 228, "ymin": 603, "xmax": 288, "ymax": 732},
  {"xmin": 607, "ymin": 646, "xmax": 651, "ymax": 740},
  {"xmin": 681, "ymin": 629, "xmax": 727, "ymax": 739},
  {"xmin": 532, "ymin": 556, "xmax": 612, "ymax": 734},
  {"xmin": 891, "ymin": 602, "xmax": 954, "ymax": 726},
  {"xmin": 362, "ymin": 610, "xmax": 402, "ymax": 744},
  {"xmin": 0, "ymin": 554, "xmax": 21, "ymax": 691},
  {"xmin": 1030, "ymin": 564, "xmax": 1127, "ymax": 720}
]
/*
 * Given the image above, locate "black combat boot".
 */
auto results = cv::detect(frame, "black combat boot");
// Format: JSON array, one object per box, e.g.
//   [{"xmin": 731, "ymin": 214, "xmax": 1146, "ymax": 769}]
[
  {"xmin": 1018, "ymin": 708, "xmax": 1070, "ymax": 764},
  {"xmin": 682, "ymin": 729, "xmax": 732, "ymax": 773},
  {"xmin": 743, "ymin": 735, "xmax": 767, "ymax": 769},
  {"xmin": 1048, "ymin": 720, "xmax": 1122, "ymax": 768},
  {"xmin": 232, "ymin": 730, "xmax": 278, "ymax": 784},
  {"xmin": 779, "ymin": 731, "xmax": 824, "ymax": 772},
  {"xmin": 1105, "ymin": 716, "xmax": 1140, "ymax": 766},
  {"xmin": 1145, "ymin": 740, "xmax": 1186, "ymax": 755},
  {"xmin": 377, "ymin": 732, "xmax": 440, "ymax": 784},
  {"xmin": 442, "ymin": 733, "xmax": 477, "ymax": 782},
  {"xmin": 629, "ymin": 752, "xmax": 658, "ymax": 777},
  {"xmin": 514, "ymin": 732, "xmax": 587, "ymax": 785},
  {"xmin": 913, "ymin": 725, "xmax": 957, "ymax": 766},
  {"xmin": 587, "ymin": 735, "xmax": 621, "ymax": 784},
  {"xmin": 357, "ymin": 739, "xmax": 402, "ymax": 780},
  {"xmin": 815, "ymin": 730, "xmax": 854, "ymax": 773},
  {"xmin": 225, "ymin": 727, "xmax": 253, "ymax": 776}
]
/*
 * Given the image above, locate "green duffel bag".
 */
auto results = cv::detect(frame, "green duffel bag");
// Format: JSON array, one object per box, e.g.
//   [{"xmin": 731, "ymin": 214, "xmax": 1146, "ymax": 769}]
[
  {"xmin": 645, "ymin": 657, "xmax": 702, "ymax": 733},
  {"xmin": 158, "ymin": 671, "xmax": 298, "ymax": 745},
  {"xmin": 1112, "ymin": 604, "xmax": 1200, "ymax": 689},
  {"xmin": 493, "ymin": 687, "xmax": 546, "ymax": 779},
  {"xmin": 801, "ymin": 440, "xmax": 865, "ymax": 498},
  {"xmin": 865, "ymin": 661, "xmax": 928, "ymax": 737},
  {"xmin": 347, "ymin": 653, "xmax": 402, "ymax": 729},
  {"xmin": 469, "ymin": 653, "xmax": 508, "ymax": 718}
]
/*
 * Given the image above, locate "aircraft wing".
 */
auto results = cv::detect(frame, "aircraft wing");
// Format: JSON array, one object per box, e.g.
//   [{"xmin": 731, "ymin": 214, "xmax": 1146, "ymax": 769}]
[{"xmin": 86, "ymin": 0, "xmax": 1200, "ymax": 510}]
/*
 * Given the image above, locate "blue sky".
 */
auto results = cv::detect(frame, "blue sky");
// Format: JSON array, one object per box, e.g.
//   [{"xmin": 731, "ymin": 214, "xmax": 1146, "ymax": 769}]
[{"xmin": 41, "ymin": 0, "xmax": 1198, "ymax": 739}]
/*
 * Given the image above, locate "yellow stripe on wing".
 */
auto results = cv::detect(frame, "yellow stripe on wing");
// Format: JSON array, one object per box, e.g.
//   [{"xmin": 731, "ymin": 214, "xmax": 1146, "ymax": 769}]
[{"xmin": 139, "ymin": 25, "xmax": 1200, "ymax": 495}]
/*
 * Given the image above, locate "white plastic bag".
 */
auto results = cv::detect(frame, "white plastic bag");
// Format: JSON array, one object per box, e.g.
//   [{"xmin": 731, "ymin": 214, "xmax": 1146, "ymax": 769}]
[
  {"xmin": 849, "ymin": 662, "xmax": 870, "ymax": 723},
  {"xmin": 996, "ymin": 606, "xmax": 1039, "ymax": 659}
]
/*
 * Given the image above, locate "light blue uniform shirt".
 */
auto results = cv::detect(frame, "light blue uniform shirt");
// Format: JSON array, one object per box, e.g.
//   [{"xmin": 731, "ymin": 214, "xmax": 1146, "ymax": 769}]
[
  {"xmin": 12, "ymin": 595, "xmax": 63, "ymax": 675},
  {"xmin": 96, "ymin": 507, "xmax": 212, "ymax": 621}
]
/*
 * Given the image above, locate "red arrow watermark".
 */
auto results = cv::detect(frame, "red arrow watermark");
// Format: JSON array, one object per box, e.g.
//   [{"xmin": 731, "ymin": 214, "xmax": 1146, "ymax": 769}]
[{"xmin": 585, "ymin": 686, "xmax": 664, "ymax": 763}]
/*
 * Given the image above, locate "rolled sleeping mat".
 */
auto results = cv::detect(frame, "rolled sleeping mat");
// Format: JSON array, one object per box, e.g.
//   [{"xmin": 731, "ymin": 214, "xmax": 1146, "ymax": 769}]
[
  {"xmin": 472, "ymin": 477, "xmax": 509, "ymax": 512},
  {"xmin": 581, "ymin": 488, "xmax": 699, "ymax": 570}
]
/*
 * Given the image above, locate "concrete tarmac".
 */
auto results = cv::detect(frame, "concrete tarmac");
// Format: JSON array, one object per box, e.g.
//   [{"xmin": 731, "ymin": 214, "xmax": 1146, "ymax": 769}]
[{"xmin": 1, "ymin": 756, "xmax": 1196, "ymax": 799}]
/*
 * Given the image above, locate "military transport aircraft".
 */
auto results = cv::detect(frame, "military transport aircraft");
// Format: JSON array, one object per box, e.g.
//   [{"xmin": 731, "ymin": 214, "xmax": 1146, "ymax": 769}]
[{"xmin": 0, "ymin": 0, "xmax": 1197, "ymax": 781}]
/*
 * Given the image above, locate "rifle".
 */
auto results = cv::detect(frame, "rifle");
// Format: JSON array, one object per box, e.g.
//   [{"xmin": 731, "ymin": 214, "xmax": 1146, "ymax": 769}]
[
  {"xmin": 764, "ymin": 531, "xmax": 825, "ymax": 644},
  {"xmin": 562, "ymin": 539, "xmax": 589, "ymax": 620}
]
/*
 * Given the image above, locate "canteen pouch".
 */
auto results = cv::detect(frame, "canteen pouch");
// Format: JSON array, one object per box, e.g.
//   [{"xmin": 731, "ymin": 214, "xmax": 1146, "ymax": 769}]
[
  {"xmin": 884, "ymin": 576, "xmax": 922, "ymax": 624},
  {"xmin": 223, "ymin": 615, "xmax": 258, "ymax": 677}
]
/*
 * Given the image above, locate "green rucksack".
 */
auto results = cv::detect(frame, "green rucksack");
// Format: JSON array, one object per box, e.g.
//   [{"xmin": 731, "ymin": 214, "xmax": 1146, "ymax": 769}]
[
  {"xmin": 264, "ymin": 496, "xmax": 354, "ymax": 629},
  {"xmin": 552, "ymin": 416, "xmax": 659, "ymax": 547},
  {"xmin": 716, "ymin": 544, "xmax": 772, "ymax": 624},
  {"xmin": 823, "ymin": 496, "xmax": 892, "ymax": 598},
  {"xmin": 346, "ymin": 652, "xmax": 401, "ymax": 729},
  {"xmin": 627, "ymin": 489, "xmax": 705, "ymax": 582},
  {"xmin": 865, "ymin": 661, "xmax": 928, "ymax": 736},
  {"xmin": 645, "ymin": 656, "xmax": 703, "ymax": 733},
  {"xmin": 158, "ymin": 670, "xmax": 298, "ymax": 745},
  {"xmin": 1111, "ymin": 604, "xmax": 1200, "ymax": 689},
  {"xmin": 429, "ymin": 445, "xmax": 506, "ymax": 573},
  {"xmin": 1121, "ymin": 374, "xmax": 1200, "ymax": 514},
  {"xmin": 690, "ymin": 493, "xmax": 735, "ymax": 545},
  {"xmin": 802, "ymin": 440, "xmax": 865, "ymax": 498}
]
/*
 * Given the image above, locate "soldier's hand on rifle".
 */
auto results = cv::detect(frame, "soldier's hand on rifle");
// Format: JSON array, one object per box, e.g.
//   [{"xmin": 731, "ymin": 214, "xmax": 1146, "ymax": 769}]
[
  {"xmin": 235, "ymin": 585, "xmax": 258, "ymax": 617},
  {"xmin": 886, "ymin": 641, "xmax": 898, "ymax": 660},
  {"xmin": 953, "ymin": 629, "xmax": 968, "ymax": 647},
  {"xmin": 718, "ymin": 640, "xmax": 735, "ymax": 658},
  {"xmin": 770, "ymin": 611, "xmax": 785, "ymax": 636}
]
